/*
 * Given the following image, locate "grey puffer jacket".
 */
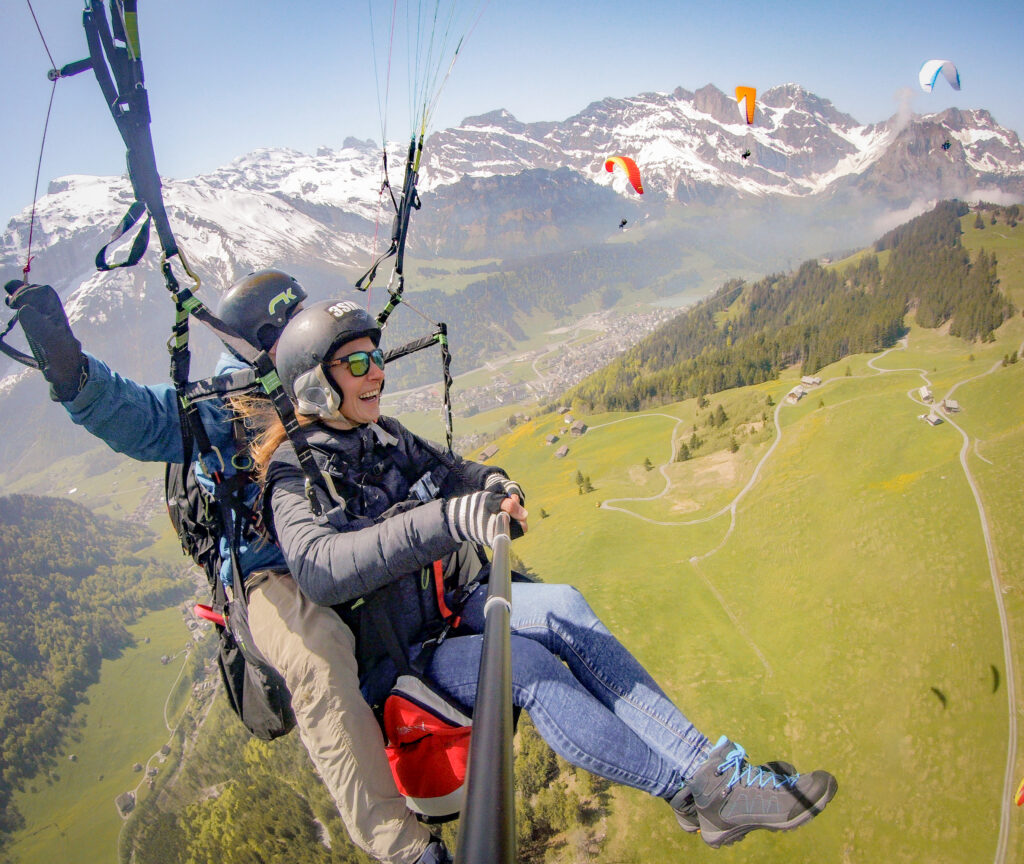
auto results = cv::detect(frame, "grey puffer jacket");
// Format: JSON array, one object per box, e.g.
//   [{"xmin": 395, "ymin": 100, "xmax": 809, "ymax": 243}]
[{"xmin": 264, "ymin": 416, "xmax": 501, "ymax": 689}]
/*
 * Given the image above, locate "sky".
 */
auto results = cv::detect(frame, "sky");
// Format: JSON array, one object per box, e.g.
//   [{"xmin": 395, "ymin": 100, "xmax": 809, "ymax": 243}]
[{"xmin": 2, "ymin": 0, "xmax": 1022, "ymax": 225}]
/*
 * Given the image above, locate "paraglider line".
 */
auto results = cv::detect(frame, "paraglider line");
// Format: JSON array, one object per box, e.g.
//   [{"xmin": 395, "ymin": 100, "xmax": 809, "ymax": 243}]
[
  {"xmin": 26, "ymin": 0, "xmax": 57, "ymax": 67},
  {"xmin": 22, "ymin": 0, "xmax": 62, "ymax": 278}
]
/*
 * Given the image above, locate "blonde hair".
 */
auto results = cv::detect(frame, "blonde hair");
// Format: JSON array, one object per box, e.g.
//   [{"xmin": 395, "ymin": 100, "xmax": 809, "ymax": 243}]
[{"xmin": 230, "ymin": 394, "xmax": 318, "ymax": 485}]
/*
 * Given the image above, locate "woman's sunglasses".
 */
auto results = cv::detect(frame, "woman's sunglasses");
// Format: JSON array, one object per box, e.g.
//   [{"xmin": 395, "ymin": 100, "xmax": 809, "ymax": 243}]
[{"xmin": 326, "ymin": 347, "xmax": 385, "ymax": 377}]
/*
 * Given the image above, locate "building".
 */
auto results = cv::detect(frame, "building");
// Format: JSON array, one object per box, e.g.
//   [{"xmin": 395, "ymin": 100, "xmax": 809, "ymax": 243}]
[
  {"xmin": 785, "ymin": 386, "xmax": 806, "ymax": 405},
  {"xmin": 570, "ymin": 420, "xmax": 587, "ymax": 436},
  {"xmin": 479, "ymin": 444, "xmax": 499, "ymax": 462},
  {"xmin": 115, "ymin": 791, "xmax": 136, "ymax": 817},
  {"xmin": 555, "ymin": 445, "xmax": 569, "ymax": 458},
  {"xmin": 563, "ymin": 414, "xmax": 574, "ymax": 425},
  {"xmin": 544, "ymin": 434, "xmax": 558, "ymax": 445},
  {"xmin": 919, "ymin": 385, "xmax": 933, "ymax": 403},
  {"xmin": 921, "ymin": 412, "xmax": 943, "ymax": 426},
  {"xmin": 801, "ymin": 375, "xmax": 822, "ymax": 387},
  {"xmin": 941, "ymin": 399, "xmax": 961, "ymax": 413}
]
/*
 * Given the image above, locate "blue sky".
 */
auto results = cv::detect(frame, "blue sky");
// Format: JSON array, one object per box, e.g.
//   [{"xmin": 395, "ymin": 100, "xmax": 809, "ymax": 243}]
[{"xmin": 2, "ymin": 0, "xmax": 1021, "ymax": 224}]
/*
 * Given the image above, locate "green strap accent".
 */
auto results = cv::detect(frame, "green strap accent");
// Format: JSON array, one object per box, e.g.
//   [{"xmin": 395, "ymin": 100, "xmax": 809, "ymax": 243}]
[{"xmin": 258, "ymin": 370, "xmax": 282, "ymax": 394}]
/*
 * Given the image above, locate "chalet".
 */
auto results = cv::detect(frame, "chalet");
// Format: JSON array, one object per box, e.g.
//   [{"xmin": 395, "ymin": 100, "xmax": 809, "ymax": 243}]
[
  {"xmin": 563, "ymin": 414, "xmax": 574, "ymax": 425},
  {"xmin": 921, "ymin": 412, "xmax": 943, "ymax": 426},
  {"xmin": 544, "ymin": 434, "xmax": 558, "ymax": 445},
  {"xmin": 115, "ymin": 792, "xmax": 136, "ymax": 817},
  {"xmin": 479, "ymin": 444, "xmax": 499, "ymax": 462},
  {"xmin": 558, "ymin": 406, "xmax": 570, "ymax": 415},
  {"xmin": 784, "ymin": 387, "xmax": 806, "ymax": 405},
  {"xmin": 941, "ymin": 399, "xmax": 961, "ymax": 413},
  {"xmin": 800, "ymin": 375, "xmax": 822, "ymax": 387},
  {"xmin": 555, "ymin": 445, "xmax": 569, "ymax": 458},
  {"xmin": 570, "ymin": 420, "xmax": 587, "ymax": 436},
  {"xmin": 918, "ymin": 385, "xmax": 933, "ymax": 403}
]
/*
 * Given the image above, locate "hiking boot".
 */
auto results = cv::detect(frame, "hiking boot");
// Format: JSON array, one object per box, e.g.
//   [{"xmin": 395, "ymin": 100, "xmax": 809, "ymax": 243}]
[
  {"xmin": 690, "ymin": 736, "xmax": 836, "ymax": 848},
  {"xmin": 669, "ymin": 760, "xmax": 796, "ymax": 834},
  {"xmin": 415, "ymin": 838, "xmax": 453, "ymax": 864}
]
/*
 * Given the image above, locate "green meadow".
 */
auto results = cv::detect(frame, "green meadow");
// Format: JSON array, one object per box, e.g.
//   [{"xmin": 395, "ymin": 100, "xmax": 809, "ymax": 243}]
[
  {"xmin": 8, "ymin": 607, "xmax": 197, "ymax": 864},
  {"xmin": 468, "ymin": 278, "xmax": 1024, "ymax": 859}
]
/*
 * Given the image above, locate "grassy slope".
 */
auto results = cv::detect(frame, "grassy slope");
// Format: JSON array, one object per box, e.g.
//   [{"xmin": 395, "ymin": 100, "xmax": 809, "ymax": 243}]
[
  {"xmin": 8, "ymin": 607, "xmax": 196, "ymax": 864},
  {"xmin": 467, "ymin": 216, "xmax": 1024, "ymax": 863}
]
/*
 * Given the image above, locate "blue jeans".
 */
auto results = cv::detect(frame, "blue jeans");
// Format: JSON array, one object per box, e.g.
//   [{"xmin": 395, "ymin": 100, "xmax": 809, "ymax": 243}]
[{"xmin": 422, "ymin": 582, "xmax": 710, "ymax": 798}]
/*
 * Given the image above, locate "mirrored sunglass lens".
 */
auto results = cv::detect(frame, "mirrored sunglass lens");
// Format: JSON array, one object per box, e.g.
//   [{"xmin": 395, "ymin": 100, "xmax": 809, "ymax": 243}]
[
  {"xmin": 347, "ymin": 352, "xmax": 370, "ymax": 376},
  {"xmin": 371, "ymin": 348, "xmax": 385, "ymax": 369}
]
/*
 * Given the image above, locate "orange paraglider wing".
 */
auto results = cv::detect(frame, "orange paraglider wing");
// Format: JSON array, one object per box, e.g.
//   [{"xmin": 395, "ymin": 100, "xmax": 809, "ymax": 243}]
[
  {"xmin": 604, "ymin": 156, "xmax": 643, "ymax": 194},
  {"xmin": 735, "ymin": 86, "xmax": 756, "ymax": 125}
]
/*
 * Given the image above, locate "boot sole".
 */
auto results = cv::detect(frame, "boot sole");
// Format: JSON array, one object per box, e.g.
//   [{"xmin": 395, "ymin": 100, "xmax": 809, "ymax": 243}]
[{"xmin": 700, "ymin": 774, "xmax": 838, "ymax": 849}]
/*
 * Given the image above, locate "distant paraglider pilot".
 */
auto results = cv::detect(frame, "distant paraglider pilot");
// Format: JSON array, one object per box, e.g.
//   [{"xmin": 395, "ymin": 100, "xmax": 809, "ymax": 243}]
[
  {"xmin": 619, "ymin": 218, "xmax": 628, "ymax": 229},
  {"xmin": 741, "ymin": 149, "xmax": 752, "ymax": 160}
]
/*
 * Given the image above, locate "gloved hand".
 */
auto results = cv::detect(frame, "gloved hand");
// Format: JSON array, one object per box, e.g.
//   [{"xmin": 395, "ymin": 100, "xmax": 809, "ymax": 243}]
[
  {"xmin": 445, "ymin": 491, "xmax": 525, "ymax": 547},
  {"xmin": 484, "ymin": 471, "xmax": 526, "ymax": 505},
  {"xmin": 5, "ymin": 280, "xmax": 88, "ymax": 402}
]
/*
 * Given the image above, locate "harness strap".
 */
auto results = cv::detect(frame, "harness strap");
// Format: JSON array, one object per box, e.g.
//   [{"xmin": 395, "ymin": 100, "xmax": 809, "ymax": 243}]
[
  {"xmin": 0, "ymin": 314, "xmax": 40, "ymax": 368},
  {"xmin": 433, "ymin": 559, "xmax": 461, "ymax": 628}
]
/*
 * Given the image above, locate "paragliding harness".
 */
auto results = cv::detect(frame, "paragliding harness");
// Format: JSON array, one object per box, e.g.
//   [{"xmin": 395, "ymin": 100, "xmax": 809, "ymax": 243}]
[
  {"xmin": 287, "ymin": 433, "xmax": 485, "ymax": 823},
  {"xmin": 165, "ymin": 370, "xmax": 297, "ymax": 741}
]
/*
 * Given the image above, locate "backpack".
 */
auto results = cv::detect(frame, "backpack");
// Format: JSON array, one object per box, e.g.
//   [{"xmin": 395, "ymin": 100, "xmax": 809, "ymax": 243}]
[
  {"xmin": 164, "ymin": 371, "xmax": 295, "ymax": 741},
  {"xmin": 383, "ymin": 673, "xmax": 473, "ymax": 820},
  {"xmin": 366, "ymin": 584, "xmax": 474, "ymax": 822}
]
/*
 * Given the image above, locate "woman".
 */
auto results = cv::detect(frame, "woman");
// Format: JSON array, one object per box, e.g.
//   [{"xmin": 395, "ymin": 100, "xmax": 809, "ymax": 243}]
[{"xmin": 250, "ymin": 299, "xmax": 837, "ymax": 850}]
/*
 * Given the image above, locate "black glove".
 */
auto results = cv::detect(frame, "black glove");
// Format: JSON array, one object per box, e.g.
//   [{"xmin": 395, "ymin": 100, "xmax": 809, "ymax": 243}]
[
  {"xmin": 445, "ymin": 491, "xmax": 523, "ymax": 547},
  {"xmin": 5, "ymin": 280, "xmax": 88, "ymax": 402},
  {"xmin": 484, "ymin": 471, "xmax": 526, "ymax": 505}
]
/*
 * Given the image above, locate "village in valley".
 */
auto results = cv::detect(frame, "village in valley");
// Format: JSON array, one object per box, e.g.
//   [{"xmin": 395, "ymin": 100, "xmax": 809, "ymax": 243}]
[{"xmin": 382, "ymin": 307, "xmax": 677, "ymax": 421}]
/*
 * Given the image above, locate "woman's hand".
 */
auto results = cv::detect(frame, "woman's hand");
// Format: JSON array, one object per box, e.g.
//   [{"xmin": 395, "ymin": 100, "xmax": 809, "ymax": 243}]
[{"xmin": 500, "ymin": 493, "xmax": 528, "ymax": 535}]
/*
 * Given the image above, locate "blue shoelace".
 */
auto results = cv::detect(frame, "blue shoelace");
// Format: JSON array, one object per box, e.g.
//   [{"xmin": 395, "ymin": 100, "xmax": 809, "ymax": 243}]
[{"xmin": 716, "ymin": 741, "xmax": 799, "ymax": 790}]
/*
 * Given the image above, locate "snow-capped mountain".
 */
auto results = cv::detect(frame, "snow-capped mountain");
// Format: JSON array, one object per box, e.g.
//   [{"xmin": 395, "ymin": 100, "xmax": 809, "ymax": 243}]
[
  {"xmin": 0, "ymin": 82, "xmax": 1022, "ymax": 477},
  {"xmin": 422, "ymin": 83, "xmax": 1023, "ymax": 203}
]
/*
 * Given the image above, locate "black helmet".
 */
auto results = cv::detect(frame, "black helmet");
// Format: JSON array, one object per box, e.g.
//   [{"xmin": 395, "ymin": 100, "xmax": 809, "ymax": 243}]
[
  {"xmin": 274, "ymin": 299, "xmax": 382, "ymax": 419},
  {"xmin": 218, "ymin": 269, "xmax": 308, "ymax": 351}
]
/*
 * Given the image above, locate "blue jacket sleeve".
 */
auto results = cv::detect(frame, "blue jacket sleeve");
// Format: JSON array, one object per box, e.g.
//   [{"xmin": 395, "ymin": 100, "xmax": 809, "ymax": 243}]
[
  {"xmin": 267, "ymin": 461, "xmax": 462, "ymax": 606},
  {"xmin": 65, "ymin": 353, "xmax": 231, "ymax": 463}
]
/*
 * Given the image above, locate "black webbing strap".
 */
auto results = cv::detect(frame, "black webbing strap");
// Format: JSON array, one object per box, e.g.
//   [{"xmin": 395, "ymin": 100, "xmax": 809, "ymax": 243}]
[
  {"xmin": 383, "ymin": 324, "xmax": 454, "ymax": 454},
  {"xmin": 355, "ymin": 137, "xmax": 421, "ymax": 298},
  {"xmin": 81, "ymin": 1, "xmax": 179, "ymax": 267},
  {"xmin": 0, "ymin": 314, "xmax": 39, "ymax": 368}
]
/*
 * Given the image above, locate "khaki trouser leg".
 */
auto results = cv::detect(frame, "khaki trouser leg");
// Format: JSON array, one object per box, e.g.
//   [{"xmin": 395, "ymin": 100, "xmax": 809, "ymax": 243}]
[{"xmin": 247, "ymin": 570, "xmax": 430, "ymax": 864}]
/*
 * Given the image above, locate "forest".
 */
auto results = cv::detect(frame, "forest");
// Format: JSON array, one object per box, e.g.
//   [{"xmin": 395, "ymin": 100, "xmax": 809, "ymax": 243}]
[
  {"xmin": 0, "ymin": 495, "xmax": 187, "ymax": 855},
  {"xmin": 567, "ymin": 201, "xmax": 1014, "ymax": 412}
]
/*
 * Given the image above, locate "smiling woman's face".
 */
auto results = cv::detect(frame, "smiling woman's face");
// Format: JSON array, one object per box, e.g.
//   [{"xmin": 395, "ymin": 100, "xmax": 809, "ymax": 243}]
[{"xmin": 325, "ymin": 335, "xmax": 385, "ymax": 428}]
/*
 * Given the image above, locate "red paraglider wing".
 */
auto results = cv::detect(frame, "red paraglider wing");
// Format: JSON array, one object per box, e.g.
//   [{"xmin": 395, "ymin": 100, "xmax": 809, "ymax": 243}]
[{"xmin": 604, "ymin": 156, "xmax": 643, "ymax": 194}]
